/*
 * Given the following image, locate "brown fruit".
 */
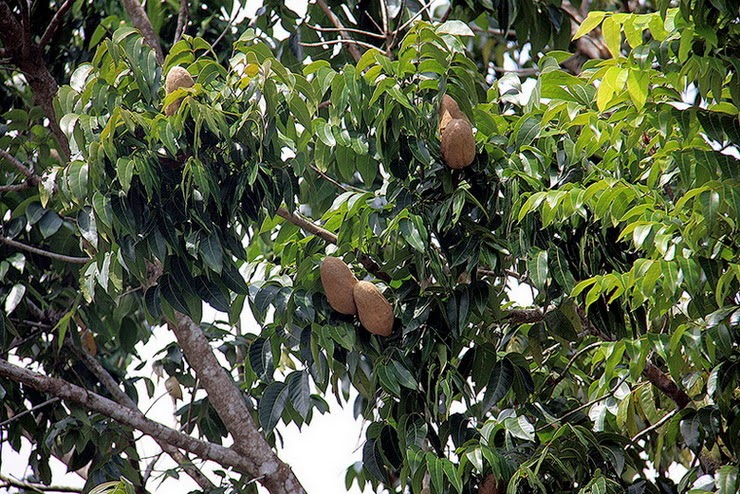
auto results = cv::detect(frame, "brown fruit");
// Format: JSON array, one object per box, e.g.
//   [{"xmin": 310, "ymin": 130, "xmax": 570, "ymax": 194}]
[
  {"xmin": 353, "ymin": 281, "xmax": 394, "ymax": 336},
  {"xmin": 479, "ymin": 474, "xmax": 502, "ymax": 494},
  {"xmin": 439, "ymin": 94, "xmax": 468, "ymax": 134},
  {"xmin": 164, "ymin": 66, "xmax": 195, "ymax": 116},
  {"xmin": 320, "ymin": 257, "xmax": 358, "ymax": 315},
  {"xmin": 441, "ymin": 118, "xmax": 476, "ymax": 169}
]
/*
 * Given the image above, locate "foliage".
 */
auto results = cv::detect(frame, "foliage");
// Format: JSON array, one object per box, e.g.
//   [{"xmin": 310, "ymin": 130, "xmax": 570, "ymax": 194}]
[{"xmin": 0, "ymin": 0, "xmax": 738, "ymax": 493}]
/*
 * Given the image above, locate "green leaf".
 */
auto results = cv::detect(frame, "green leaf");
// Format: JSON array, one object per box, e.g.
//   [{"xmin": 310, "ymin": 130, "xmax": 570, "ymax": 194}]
[
  {"xmin": 573, "ymin": 12, "xmax": 607, "ymax": 40},
  {"xmin": 199, "ymin": 232, "xmax": 223, "ymax": 274},
  {"xmin": 436, "ymin": 20, "xmax": 474, "ymax": 37},
  {"xmin": 626, "ymin": 69, "xmax": 648, "ymax": 110},
  {"xmin": 400, "ymin": 217, "xmax": 425, "ymax": 252},
  {"xmin": 363, "ymin": 438, "xmax": 387, "ymax": 482},
  {"xmin": 391, "ymin": 361, "xmax": 417, "ymax": 390},
  {"xmin": 259, "ymin": 381, "xmax": 289, "ymax": 433},
  {"xmin": 528, "ymin": 249, "xmax": 549, "ymax": 290},
  {"xmin": 481, "ymin": 358, "xmax": 514, "ymax": 414},
  {"xmin": 38, "ymin": 211, "xmax": 63, "ymax": 239},
  {"xmin": 602, "ymin": 16, "xmax": 622, "ymax": 57},
  {"xmin": 441, "ymin": 459, "xmax": 463, "ymax": 494},
  {"xmin": 287, "ymin": 371, "xmax": 311, "ymax": 420},
  {"xmin": 4, "ymin": 283, "xmax": 26, "ymax": 315}
]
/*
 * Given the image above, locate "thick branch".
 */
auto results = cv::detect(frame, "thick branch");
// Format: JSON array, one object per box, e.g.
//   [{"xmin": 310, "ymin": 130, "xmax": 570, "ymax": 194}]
[
  {"xmin": 0, "ymin": 237, "xmax": 90, "ymax": 264},
  {"xmin": 314, "ymin": 0, "xmax": 362, "ymax": 62},
  {"xmin": 39, "ymin": 0, "xmax": 76, "ymax": 48},
  {"xmin": 121, "ymin": 0, "xmax": 164, "ymax": 64},
  {"xmin": 0, "ymin": 3, "xmax": 70, "ymax": 159},
  {"xmin": 642, "ymin": 361, "xmax": 692, "ymax": 409},
  {"xmin": 74, "ymin": 346, "xmax": 215, "ymax": 490},
  {"xmin": 167, "ymin": 313, "xmax": 306, "ymax": 494},
  {"xmin": 0, "ymin": 358, "xmax": 257, "ymax": 475}
]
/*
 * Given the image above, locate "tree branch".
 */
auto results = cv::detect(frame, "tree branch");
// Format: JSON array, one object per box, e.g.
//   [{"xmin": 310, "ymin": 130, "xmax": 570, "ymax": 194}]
[
  {"xmin": 300, "ymin": 38, "xmax": 379, "ymax": 52},
  {"xmin": 0, "ymin": 148, "xmax": 40, "ymax": 185},
  {"xmin": 275, "ymin": 206, "xmax": 392, "ymax": 282},
  {"xmin": 314, "ymin": 0, "xmax": 362, "ymax": 63},
  {"xmin": 0, "ymin": 358, "xmax": 261, "ymax": 476},
  {"xmin": 642, "ymin": 361, "xmax": 692, "ymax": 409},
  {"xmin": 0, "ymin": 473, "xmax": 81, "ymax": 493},
  {"xmin": 306, "ymin": 24, "xmax": 386, "ymax": 40},
  {"xmin": 39, "ymin": 0, "xmax": 76, "ymax": 49},
  {"xmin": 121, "ymin": 0, "xmax": 165, "ymax": 64},
  {"xmin": 0, "ymin": 3, "xmax": 70, "ymax": 159},
  {"xmin": 167, "ymin": 313, "xmax": 306, "ymax": 494},
  {"xmin": 0, "ymin": 237, "xmax": 90, "ymax": 264},
  {"xmin": 173, "ymin": 0, "xmax": 189, "ymax": 45},
  {"xmin": 72, "ymin": 345, "xmax": 216, "ymax": 491}
]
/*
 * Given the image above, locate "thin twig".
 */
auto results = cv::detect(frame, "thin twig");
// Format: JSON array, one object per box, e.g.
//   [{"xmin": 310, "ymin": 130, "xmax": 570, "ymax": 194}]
[
  {"xmin": 314, "ymin": 0, "xmax": 363, "ymax": 62},
  {"xmin": 550, "ymin": 341, "xmax": 602, "ymax": 387},
  {"xmin": 0, "ymin": 182, "xmax": 32, "ymax": 192},
  {"xmin": 629, "ymin": 409, "xmax": 677, "ymax": 445},
  {"xmin": 308, "ymin": 164, "xmax": 349, "ymax": 192},
  {"xmin": 38, "ymin": 0, "xmax": 76, "ymax": 48},
  {"xmin": 0, "ymin": 237, "xmax": 90, "ymax": 264},
  {"xmin": 306, "ymin": 24, "xmax": 386, "ymax": 40},
  {"xmin": 538, "ymin": 374, "xmax": 629, "ymax": 431},
  {"xmin": 173, "ymin": 0, "xmax": 189, "ymax": 44},
  {"xmin": 395, "ymin": 0, "xmax": 435, "ymax": 34},
  {"xmin": 0, "ymin": 148, "xmax": 39, "ymax": 184},
  {"xmin": 0, "ymin": 397, "xmax": 60, "ymax": 428},
  {"xmin": 300, "ymin": 39, "xmax": 379, "ymax": 51},
  {"xmin": 492, "ymin": 66, "xmax": 540, "ymax": 76},
  {"xmin": 0, "ymin": 473, "xmax": 81, "ymax": 493}
]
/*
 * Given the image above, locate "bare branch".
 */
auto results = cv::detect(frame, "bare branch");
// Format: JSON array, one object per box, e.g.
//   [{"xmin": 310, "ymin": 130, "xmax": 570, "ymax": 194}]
[
  {"xmin": 173, "ymin": 0, "xmax": 189, "ymax": 45},
  {"xmin": 167, "ymin": 313, "xmax": 306, "ymax": 494},
  {"xmin": 0, "ymin": 237, "xmax": 90, "ymax": 264},
  {"xmin": 276, "ymin": 206, "xmax": 337, "ymax": 244},
  {"xmin": 300, "ymin": 39, "xmax": 379, "ymax": 52},
  {"xmin": 0, "ymin": 358, "xmax": 261, "ymax": 476},
  {"xmin": 39, "ymin": 0, "xmax": 76, "ymax": 49},
  {"xmin": 121, "ymin": 0, "xmax": 165, "ymax": 64},
  {"xmin": 0, "ymin": 473, "xmax": 81, "ymax": 493},
  {"xmin": 0, "ymin": 397, "xmax": 60, "ymax": 428},
  {"xmin": 396, "ymin": 0, "xmax": 435, "ymax": 34},
  {"xmin": 0, "ymin": 182, "xmax": 32, "ymax": 192},
  {"xmin": 492, "ymin": 65, "xmax": 540, "ymax": 77},
  {"xmin": 314, "ymin": 0, "xmax": 363, "ymax": 62},
  {"xmin": 306, "ymin": 24, "xmax": 386, "ymax": 40},
  {"xmin": 0, "ymin": 148, "xmax": 40, "ymax": 184}
]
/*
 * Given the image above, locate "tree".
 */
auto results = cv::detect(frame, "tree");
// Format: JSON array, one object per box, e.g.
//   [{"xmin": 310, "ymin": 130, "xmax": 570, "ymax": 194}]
[{"xmin": 0, "ymin": 0, "xmax": 738, "ymax": 493}]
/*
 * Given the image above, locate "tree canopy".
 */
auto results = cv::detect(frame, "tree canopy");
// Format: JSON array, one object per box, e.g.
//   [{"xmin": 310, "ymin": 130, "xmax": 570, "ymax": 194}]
[{"xmin": 0, "ymin": 1, "xmax": 738, "ymax": 494}]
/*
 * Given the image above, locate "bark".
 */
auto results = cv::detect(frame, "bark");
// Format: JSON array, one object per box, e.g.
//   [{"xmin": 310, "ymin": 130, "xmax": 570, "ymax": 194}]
[
  {"xmin": 121, "ymin": 0, "xmax": 165, "ymax": 64},
  {"xmin": 168, "ymin": 313, "xmax": 306, "ymax": 494},
  {"xmin": 0, "ymin": 2, "xmax": 70, "ymax": 159},
  {"xmin": 642, "ymin": 361, "xmax": 692, "ymax": 409},
  {"xmin": 0, "ymin": 358, "xmax": 260, "ymax": 475}
]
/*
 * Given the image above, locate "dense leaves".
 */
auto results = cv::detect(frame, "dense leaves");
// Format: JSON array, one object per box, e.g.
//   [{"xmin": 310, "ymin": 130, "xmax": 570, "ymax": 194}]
[{"xmin": 0, "ymin": 0, "xmax": 738, "ymax": 493}]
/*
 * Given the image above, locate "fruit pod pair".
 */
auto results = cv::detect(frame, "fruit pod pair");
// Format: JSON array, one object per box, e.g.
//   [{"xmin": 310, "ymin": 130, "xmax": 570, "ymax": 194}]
[
  {"xmin": 439, "ymin": 94, "xmax": 476, "ymax": 169},
  {"xmin": 320, "ymin": 257, "xmax": 394, "ymax": 336},
  {"xmin": 164, "ymin": 66, "xmax": 195, "ymax": 116}
]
